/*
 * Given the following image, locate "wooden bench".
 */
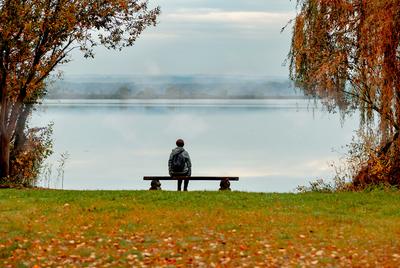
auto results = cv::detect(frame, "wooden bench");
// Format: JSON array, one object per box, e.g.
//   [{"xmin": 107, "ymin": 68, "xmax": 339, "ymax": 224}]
[{"xmin": 143, "ymin": 176, "xmax": 239, "ymax": 191}]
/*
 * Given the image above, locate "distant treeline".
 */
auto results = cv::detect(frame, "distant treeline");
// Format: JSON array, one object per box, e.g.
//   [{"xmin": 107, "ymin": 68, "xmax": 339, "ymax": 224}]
[{"xmin": 46, "ymin": 75, "xmax": 304, "ymax": 99}]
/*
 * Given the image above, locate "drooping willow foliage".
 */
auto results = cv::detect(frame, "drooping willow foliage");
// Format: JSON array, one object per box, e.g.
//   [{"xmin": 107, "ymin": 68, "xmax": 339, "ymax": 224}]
[{"xmin": 290, "ymin": 0, "xmax": 400, "ymax": 185}]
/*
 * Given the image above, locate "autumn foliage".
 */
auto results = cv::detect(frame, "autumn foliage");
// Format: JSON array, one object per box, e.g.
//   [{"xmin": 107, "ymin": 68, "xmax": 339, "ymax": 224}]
[
  {"xmin": 8, "ymin": 124, "xmax": 53, "ymax": 187},
  {"xmin": 290, "ymin": 0, "xmax": 400, "ymax": 187},
  {"xmin": 0, "ymin": 0, "xmax": 160, "ymax": 184}
]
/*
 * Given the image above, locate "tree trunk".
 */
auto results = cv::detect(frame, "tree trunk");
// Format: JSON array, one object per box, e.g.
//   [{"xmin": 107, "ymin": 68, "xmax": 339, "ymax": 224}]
[
  {"xmin": 0, "ymin": 72, "xmax": 10, "ymax": 180},
  {"xmin": 10, "ymin": 104, "xmax": 31, "ymax": 157},
  {"xmin": 0, "ymin": 129, "xmax": 10, "ymax": 179},
  {"xmin": 9, "ymin": 104, "xmax": 32, "ymax": 178}
]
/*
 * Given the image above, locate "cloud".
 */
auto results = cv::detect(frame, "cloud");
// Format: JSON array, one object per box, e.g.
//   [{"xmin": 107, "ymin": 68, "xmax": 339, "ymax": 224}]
[
  {"xmin": 164, "ymin": 9, "xmax": 295, "ymax": 27},
  {"xmin": 145, "ymin": 9, "xmax": 295, "ymax": 39},
  {"xmin": 60, "ymin": 5, "xmax": 295, "ymax": 76}
]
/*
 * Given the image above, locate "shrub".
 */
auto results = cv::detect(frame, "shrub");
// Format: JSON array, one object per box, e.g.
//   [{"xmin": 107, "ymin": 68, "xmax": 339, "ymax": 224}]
[{"xmin": 8, "ymin": 123, "xmax": 53, "ymax": 187}]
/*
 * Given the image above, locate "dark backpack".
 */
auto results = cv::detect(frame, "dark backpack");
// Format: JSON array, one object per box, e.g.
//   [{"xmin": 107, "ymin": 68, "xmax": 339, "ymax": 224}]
[{"xmin": 172, "ymin": 151, "xmax": 186, "ymax": 172}]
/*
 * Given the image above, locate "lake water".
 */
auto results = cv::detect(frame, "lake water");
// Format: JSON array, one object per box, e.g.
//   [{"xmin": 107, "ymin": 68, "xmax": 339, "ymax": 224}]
[{"xmin": 31, "ymin": 99, "xmax": 358, "ymax": 192}]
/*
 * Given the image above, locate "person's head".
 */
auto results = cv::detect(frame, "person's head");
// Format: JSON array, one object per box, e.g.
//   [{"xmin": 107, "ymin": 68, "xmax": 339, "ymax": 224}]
[{"xmin": 176, "ymin": 139, "xmax": 184, "ymax": 147}]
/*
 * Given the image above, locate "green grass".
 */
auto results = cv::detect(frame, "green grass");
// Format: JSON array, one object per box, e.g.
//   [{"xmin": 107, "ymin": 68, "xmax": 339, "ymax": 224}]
[{"xmin": 1, "ymin": 189, "xmax": 400, "ymax": 267}]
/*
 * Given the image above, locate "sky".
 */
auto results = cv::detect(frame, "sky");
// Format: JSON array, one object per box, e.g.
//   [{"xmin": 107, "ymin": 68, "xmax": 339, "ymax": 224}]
[{"xmin": 60, "ymin": 0, "xmax": 297, "ymax": 77}]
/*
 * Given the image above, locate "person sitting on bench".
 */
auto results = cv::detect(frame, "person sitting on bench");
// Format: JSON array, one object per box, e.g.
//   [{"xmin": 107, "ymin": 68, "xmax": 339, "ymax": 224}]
[{"xmin": 168, "ymin": 139, "xmax": 192, "ymax": 191}]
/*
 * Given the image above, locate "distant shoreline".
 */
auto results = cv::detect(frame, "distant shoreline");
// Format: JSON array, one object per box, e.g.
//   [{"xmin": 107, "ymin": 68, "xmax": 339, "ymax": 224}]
[
  {"xmin": 44, "ymin": 96, "xmax": 308, "ymax": 100},
  {"xmin": 39, "ymin": 98, "xmax": 315, "ymax": 109},
  {"xmin": 45, "ymin": 75, "xmax": 302, "ymax": 100}
]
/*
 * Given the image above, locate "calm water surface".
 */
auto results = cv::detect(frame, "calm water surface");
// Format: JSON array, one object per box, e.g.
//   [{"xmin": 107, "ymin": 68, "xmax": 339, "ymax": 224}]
[{"xmin": 31, "ymin": 99, "xmax": 358, "ymax": 192}]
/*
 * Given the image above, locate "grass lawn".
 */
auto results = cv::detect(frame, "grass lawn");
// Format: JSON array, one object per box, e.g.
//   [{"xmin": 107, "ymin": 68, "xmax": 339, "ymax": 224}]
[{"xmin": 0, "ymin": 189, "xmax": 399, "ymax": 267}]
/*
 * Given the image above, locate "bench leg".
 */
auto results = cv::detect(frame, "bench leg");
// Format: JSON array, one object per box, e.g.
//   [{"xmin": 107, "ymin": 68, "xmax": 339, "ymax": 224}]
[
  {"xmin": 149, "ymin": 180, "xmax": 162, "ymax": 190},
  {"xmin": 219, "ymin": 178, "xmax": 231, "ymax": 191}
]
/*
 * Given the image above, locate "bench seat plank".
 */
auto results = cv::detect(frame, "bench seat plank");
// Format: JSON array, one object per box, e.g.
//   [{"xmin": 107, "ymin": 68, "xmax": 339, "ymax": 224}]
[{"xmin": 143, "ymin": 176, "xmax": 239, "ymax": 181}]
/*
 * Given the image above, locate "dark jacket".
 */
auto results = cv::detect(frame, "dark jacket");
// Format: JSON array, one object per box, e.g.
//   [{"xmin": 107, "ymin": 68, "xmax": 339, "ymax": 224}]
[{"xmin": 168, "ymin": 147, "xmax": 191, "ymax": 176}]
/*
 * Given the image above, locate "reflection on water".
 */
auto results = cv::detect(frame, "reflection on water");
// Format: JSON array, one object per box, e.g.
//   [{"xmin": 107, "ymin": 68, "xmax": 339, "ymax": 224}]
[{"xmin": 31, "ymin": 99, "xmax": 358, "ymax": 192}]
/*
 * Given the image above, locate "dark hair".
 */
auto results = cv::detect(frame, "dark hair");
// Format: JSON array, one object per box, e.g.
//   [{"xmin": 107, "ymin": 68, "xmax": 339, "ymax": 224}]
[{"xmin": 176, "ymin": 139, "xmax": 184, "ymax": 147}]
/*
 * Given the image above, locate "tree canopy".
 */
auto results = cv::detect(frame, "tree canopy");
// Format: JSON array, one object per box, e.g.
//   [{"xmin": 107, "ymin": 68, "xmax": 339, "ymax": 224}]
[
  {"xmin": 290, "ymin": 0, "xmax": 400, "ymax": 184},
  {"xmin": 0, "ymin": 0, "xmax": 160, "ymax": 183}
]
